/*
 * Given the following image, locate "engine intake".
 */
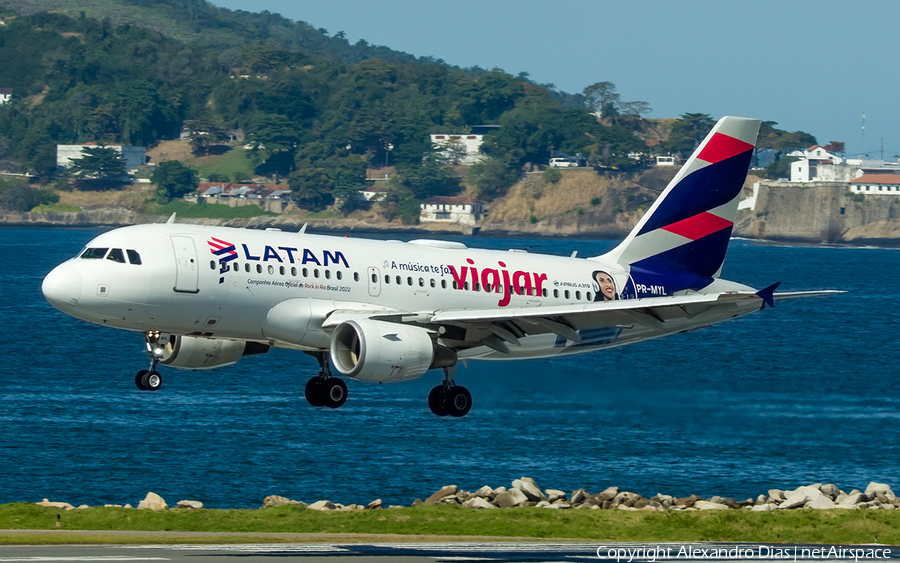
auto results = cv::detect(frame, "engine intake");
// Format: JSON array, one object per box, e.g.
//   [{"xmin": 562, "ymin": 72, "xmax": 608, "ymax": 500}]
[
  {"xmin": 160, "ymin": 335, "xmax": 269, "ymax": 369},
  {"xmin": 330, "ymin": 319, "xmax": 455, "ymax": 382}
]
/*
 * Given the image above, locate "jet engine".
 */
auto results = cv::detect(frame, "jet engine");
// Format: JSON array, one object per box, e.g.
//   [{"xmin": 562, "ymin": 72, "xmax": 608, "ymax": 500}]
[
  {"xmin": 159, "ymin": 335, "xmax": 269, "ymax": 369},
  {"xmin": 330, "ymin": 319, "xmax": 456, "ymax": 382}
]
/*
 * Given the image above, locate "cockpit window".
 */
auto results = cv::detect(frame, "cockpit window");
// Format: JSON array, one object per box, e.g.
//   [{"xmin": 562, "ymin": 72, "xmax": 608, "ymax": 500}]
[
  {"xmin": 81, "ymin": 248, "xmax": 109, "ymax": 259},
  {"xmin": 126, "ymin": 249, "xmax": 142, "ymax": 265},
  {"xmin": 106, "ymin": 248, "xmax": 126, "ymax": 263}
]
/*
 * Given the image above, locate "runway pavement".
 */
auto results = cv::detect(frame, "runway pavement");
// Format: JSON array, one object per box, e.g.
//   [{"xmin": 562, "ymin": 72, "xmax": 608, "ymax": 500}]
[{"xmin": 0, "ymin": 541, "xmax": 898, "ymax": 563}]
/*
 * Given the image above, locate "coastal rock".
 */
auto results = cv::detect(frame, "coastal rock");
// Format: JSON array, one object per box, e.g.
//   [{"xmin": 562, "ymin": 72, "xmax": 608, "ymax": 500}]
[
  {"xmin": 617, "ymin": 505, "xmax": 639, "ymax": 511},
  {"xmin": 519, "ymin": 477, "xmax": 538, "ymax": 486},
  {"xmin": 767, "ymin": 489, "xmax": 785, "ymax": 503},
  {"xmin": 411, "ymin": 499, "xmax": 423, "ymax": 507},
  {"xmin": 493, "ymin": 486, "xmax": 507, "ymax": 494},
  {"xmin": 104, "ymin": 504, "xmax": 122, "ymax": 508},
  {"xmin": 462, "ymin": 497, "xmax": 496, "ymax": 509},
  {"xmin": 473, "ymin": 486, "xmax": 494, "ymax": 498},
  {"xmin": 36, "ymin": 499, "xmax": 76, "ymax": 511},
  {"xmin": 570, "ymin": 489, "xmax": 588, "ymax": 505},
  {"xmin": 366, "ymin": 499, "xmax": 383, "ymax": 510},
  {"xmin": 123, "ymin": 504, "xmax": 133, "ymax": 509},
  {"xmin": 597, "ymin": 487, "xmax": 619, "ymax": 502},
  {"xmin": 535, "ymin": 500, "xmax": 551, "ymax": 508},
  {"xmin": 694, "ymin": 501, "xmax": 730, "ymax": 510},
  {"xmin": 547, "ymin": 502, "xmax": 572, "ymax": 509},
  {"xmin": 176, "ymin": 500, "xmax": 203, "ymax": 509},
  {"xmin": 76, "ymin": 505, "xmax": 90, "ymax": 510},
  {"xmin": 308, "ymin": 500, "xmax": 335, "ymax": 511},
  {"xmin": 751, "ymin": 504, "xmax": 777, "ymax": 512},
  {"xmin": 806, "ymin": 495, "xmax": 835, "ymax": 510},
  {"xmin": 777, "ymin": 492, "xmax": 810, "ymax": 510},
  {"xmin": 512, "ymin": 479, "xmax": 545, "ymax": 502},
  {"xmin": 545, "ymin": 489, "xmax": 566, "ymax": 503},
  {"xmin": 820, "ymin": 484, "xmax": 840, "ymax": 499},
  {"xmin": 865, "ymin": 482, "xmax": 895, "ymax": 500},
  {"xmin": 263, "ymin": 495, "xmax": 301, "ymax": 508},
  {"xmin": 838, "ymin": 493, "xmax": 863, "ymax": 508},
  {"xmin": 756, "ymin": 495, "xmax": 767, "ymax": 505},
  {"xmin": 676, "ymin": 494, "xmax": 702, "ymax": 507},
  {"xmin": 138, "ymin": 492, "xmax": 167, "ymax": 511},
  {"xmin": 494, "ymin": 488, "xmax": 528, "ymax": 508},
  {"xmin": 424, "ymin": 485, "xmax": 458, "ymax": 505}
]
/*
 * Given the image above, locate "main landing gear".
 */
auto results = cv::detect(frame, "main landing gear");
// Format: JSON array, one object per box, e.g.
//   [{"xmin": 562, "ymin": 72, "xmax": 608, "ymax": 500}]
[
  {"xmin": 135, "ymin": 331, "xmax": 163, "ymax": 391},
  {"xmin": 428, "ymin": 366, "xmax": 472, "ymax": 417},
  {"xmin": 304, "ymin": 352, "xmax": 348, "ymax": 409}
]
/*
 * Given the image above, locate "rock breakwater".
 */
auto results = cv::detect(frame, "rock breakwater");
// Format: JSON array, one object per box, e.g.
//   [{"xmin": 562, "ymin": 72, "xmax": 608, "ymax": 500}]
[{"xmin": 31, "ymin": 481, "xmax": 898, "ymax": 512}]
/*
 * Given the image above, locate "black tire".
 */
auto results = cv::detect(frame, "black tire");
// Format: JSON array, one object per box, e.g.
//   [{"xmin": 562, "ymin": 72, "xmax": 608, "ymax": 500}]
[
  {"xmin": 446, "ymin": 386, "xmax": 472, "ymax": 418},
  {"xmin": 141, "ymin": 370, "xmax": 162, "ymax": 392},
  {"xmin": 305, "ymin": 377, "xmax": 326, "ymax": 407},
  {"xmin": 428, "ymin": 385, "xmax": 448, "ymax": 416},
  {"xmin": 134, "ymin": 370, "xmax": 149, "ymax": 391},
  {"xmin": 322, "ymin": 378, "xmax": 348, "ymax": 409}
]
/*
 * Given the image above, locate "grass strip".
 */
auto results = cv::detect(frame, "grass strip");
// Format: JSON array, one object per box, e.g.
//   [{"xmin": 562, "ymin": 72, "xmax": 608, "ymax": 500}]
[
  {"xmin": 1, "ymin": 504, "xmax": 899, "ymax": 545},
  {"xmin": 144, "ymin": 199, "xmax": 273, "ymax": 219}
]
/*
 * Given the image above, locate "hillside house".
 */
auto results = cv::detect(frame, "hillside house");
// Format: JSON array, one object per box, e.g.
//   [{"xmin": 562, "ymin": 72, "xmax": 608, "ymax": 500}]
[
  {"xmin": 850, "ymin": 174, "xmax": 900, "ymax": 195},
  {"xmin": 420, "ymin": 196, "xmax": 485, "ymax": 226},
  {"xmin": 0, "ymin": 88, "xmax": 11, "ymax": 104},
  {"xmin": 430, "ymin": 125, "xmax": 498, "ymax": 165},
  {"xmin": 57, "ymin": 143, "xmax": 147, "ymax": 173}
]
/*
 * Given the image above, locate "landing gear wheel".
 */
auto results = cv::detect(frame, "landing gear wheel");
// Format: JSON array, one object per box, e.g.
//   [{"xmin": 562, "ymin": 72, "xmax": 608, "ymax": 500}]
[
  {"xmin": 428, "ymin": 385, "xmax": 448, "ymax": 417},
  {"xmin": 322, "ymin": 378, "xmax": 348, "ymax": 409},
  {"xmin": 445, "ymin": 386, "xmax": 472, "ymax": 417},
  {"xmin": 305, "ymin": 377, "xmax": 326, "ymax": 407},
  {"xmin": 140, "ymin": 370, "xmax": 162, "ymax": 392},
  {"xmin": 134, "ymin": 370, "xmax": 149, "ymax": 391}
]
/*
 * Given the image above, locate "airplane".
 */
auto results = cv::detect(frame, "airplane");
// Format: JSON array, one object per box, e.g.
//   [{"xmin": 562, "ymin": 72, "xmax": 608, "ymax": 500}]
[{"xmin": 42, "ymin": 116, "xmax": 839, "ymax": 417}]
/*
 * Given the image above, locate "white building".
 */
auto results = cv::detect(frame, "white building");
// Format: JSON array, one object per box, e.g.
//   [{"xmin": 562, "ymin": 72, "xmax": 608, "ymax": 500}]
[
  {"xmin": 788, "ymin": 145, "xmax": 855, "ymax": 182},
  {"xmin": 849, "ymin": 174, "xmax": 900, "ymax": 195},
  {"xmin": 57, "ymin": 143, "xmax": 148, "ymax": 173},
  {"xmin": 420, "ymin": 196, "xmax": 485, "ymax": 226},
  {"xmin": 430, "ymin": 133, "xmax": 487, "ymax": 165},
  {"xmin": 0, "ymin": 88, "xmax": 11, "ymax": 104}
]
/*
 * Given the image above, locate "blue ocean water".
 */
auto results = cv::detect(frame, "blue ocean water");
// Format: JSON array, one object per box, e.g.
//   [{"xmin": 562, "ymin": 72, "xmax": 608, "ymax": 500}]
[{"xmin": 1, "ymin": 227, "xmax": 898, "ymax": 508}]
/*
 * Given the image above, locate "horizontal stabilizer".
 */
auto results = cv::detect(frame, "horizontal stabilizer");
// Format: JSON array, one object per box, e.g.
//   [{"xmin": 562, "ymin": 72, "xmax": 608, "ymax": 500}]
[
  {"xmin": 755, "ymin": 281, "xmax": 781, "ymax": 308},
  {"xmin": 773, "ymin": 290, "xmax": 846, "ymax": 300}
]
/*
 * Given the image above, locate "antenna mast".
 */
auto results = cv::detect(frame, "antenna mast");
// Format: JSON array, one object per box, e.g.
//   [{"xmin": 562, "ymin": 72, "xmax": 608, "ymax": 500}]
[{"xmin": 861, "ymin": 112, "xmax": 866, "ymax": 157}]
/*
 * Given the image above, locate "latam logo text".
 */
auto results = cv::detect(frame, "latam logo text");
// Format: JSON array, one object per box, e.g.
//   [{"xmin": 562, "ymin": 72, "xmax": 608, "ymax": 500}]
[
  {"xmin": 208, "ymin": 238, "xmax": 349, "ymax": 283},
  {"xmin": 448, "ymin": 258, "xmax": 548, "ymax": 307}
]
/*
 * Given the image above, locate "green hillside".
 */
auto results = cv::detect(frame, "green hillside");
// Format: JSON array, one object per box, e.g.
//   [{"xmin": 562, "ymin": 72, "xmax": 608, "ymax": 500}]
[{"xmin": 0, "ymin": 0, "xmax": 418, "ymax": 63}]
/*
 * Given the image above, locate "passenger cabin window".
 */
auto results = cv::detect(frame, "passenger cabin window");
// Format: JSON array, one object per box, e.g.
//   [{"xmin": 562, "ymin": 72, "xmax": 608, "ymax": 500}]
[
  {"xmin": 81, "ymin": 247, "xmax": 109, "ymax": 259},
  {"xmin": 126, "ymin": 249, "xmax": 142, "ymax": 265}
]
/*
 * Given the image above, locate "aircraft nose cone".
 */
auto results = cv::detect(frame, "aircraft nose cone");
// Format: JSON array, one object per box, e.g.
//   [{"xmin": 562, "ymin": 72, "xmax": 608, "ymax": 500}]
[{"xmin": 42, "ymin": 264, "xmax": 81, "ymax": 311}]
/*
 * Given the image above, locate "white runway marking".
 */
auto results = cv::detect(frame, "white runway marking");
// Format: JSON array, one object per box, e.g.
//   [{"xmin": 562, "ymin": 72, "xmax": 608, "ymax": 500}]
[{"xmin": 0, "ymin": 558, "xmax": 170, "ymax": 562}]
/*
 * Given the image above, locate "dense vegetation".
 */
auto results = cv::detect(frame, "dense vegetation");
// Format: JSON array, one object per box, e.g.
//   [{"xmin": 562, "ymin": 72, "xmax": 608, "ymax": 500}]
[{"xmin": 0, "ymin": 0, "xmax": 819, "ymax": 215}]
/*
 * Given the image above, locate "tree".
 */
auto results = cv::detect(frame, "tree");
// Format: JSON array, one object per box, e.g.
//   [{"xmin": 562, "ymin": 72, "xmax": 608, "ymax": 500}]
[
  {"xmin": 663, "ymin": 113, "xmax": 716, "ymax": 158},
  {"xmin": 207, "ymin": 173, "xmax": 230, "ymax": 183},
  {"xmin": 69, "ymin": 145, "xmax": 128, "ymax": 190},
  {"xmin": 393, "ymin": 152, "xmax": 459, "ymax": 199},
  {"xmin": 582, "ymin": 81, "xmax": 620, "ymax": 113},
  {"xmin": 467, "ymin": 158, "xmax": 518, "ymax": 200},
  {"xmin": 288, "ymin": 168, "xmax": 333, "ymax": 209},
  {"xmin": 151, "ymin": 160, "xmax": 200, "ymax": 203},
  {"xmin": 184, "ymin": 118, "xmax": 231, "ymax": 156},
  {"xmin": 0, "ymin": 182, "xmax": 58, "ymax": 211},
  {"xmin": 329, "ymin": 155, "xmax": 366, "ymax": 213},
  {"xmin": 619, "ymin": 101, "xmax": 652, "ymax": 117}
]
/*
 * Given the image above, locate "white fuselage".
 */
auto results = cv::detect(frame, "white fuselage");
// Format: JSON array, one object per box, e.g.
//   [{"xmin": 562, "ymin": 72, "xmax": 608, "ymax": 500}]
[{"xmin": 42, "ymin": 223, "xmax": 761, "ymax": 363}]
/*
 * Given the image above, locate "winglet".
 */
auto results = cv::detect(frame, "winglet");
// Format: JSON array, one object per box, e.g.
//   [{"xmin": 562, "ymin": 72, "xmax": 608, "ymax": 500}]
[
  {"xmin": 299, "ymin": 223, "xmax": 308, "ymax": 234},
  {"xmin": 756, "ymin": 281, "xmax": 781, "ymax": 309},
  {"xmin": 167, "ymin": 212, "xmax": 177, "ymax": 224}
]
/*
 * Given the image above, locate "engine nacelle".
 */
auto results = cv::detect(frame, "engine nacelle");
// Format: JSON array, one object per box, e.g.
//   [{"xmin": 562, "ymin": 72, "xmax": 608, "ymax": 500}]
[
  {"xmin": 330, "ymin": 319, "xmax": 455, "ymax": 382},
  {"xmin": 160, "ymin": 335, "xmax": 269, "ymax": 370}
]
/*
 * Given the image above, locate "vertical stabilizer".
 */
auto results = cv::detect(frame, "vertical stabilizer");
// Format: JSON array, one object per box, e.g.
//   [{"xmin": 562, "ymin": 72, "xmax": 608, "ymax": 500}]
[{"xmin": 601, "ymin": 116, "xmax": 760, "ymax": 282}]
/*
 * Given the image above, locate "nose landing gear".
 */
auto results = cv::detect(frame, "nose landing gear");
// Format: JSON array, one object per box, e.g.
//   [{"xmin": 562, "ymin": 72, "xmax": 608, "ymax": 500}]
[
  {"xmin": 135, "ymin": 331, "xmax": 164, "ymax": 391},
  {"xmin": 428, "ymin": 365, "xmax": 472, "ymax": 417},
  {"xmin": 304, "ymin": 352, "xmax": 348, "ymax": 409}
]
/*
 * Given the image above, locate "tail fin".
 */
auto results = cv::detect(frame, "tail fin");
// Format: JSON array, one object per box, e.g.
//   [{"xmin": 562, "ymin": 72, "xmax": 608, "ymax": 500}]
[{"xmin": 603, "ymin": 116, "xmax": 760, "ymax": 283}]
